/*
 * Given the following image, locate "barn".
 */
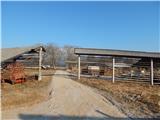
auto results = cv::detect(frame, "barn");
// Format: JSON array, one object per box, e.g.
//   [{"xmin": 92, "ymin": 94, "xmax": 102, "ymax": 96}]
[{"xmin": 1, "ymin": 46, "xmax": 46, "ymax": 82}]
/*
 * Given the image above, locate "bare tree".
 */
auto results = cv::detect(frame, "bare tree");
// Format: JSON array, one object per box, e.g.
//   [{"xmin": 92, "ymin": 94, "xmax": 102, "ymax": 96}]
[
  {"xmin": 43, "ymin": 43, "xmax": 62, "ymax": 68},
  {"xmin": 42, "ymin": 44, "xmax": 78, "ymax": 67},
  {"xmin": 63, "ymin": 45, "xmax": 77, "ymax": 61}
]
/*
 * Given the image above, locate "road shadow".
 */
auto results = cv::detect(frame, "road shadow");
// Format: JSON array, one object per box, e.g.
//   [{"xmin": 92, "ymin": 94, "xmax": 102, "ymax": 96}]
[{"xmin": 18, "ymin": 113, "xmax": 160, "ymax": 120}]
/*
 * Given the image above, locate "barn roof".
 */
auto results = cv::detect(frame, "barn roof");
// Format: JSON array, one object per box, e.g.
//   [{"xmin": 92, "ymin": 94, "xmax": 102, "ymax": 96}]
[{"xmin": 0, "ymin": 46, "xmax": 46, "ymax": 63}]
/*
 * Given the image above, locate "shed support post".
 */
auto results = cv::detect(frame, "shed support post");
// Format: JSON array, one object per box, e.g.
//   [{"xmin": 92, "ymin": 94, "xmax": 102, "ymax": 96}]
[
  {"xmin": 112, "ymin": 57, "xmax": 115, "ymax": 83},
  {"xmin": 78, "ymin": 55, "xmax": 81, "ymax": 79},
  {"xmin": 38, "ymin": 47, "xmax": 42, "ymax": 81},
  {"xmin": 150, "ymin": 58, "xmax": 154, "ymax": 85}
]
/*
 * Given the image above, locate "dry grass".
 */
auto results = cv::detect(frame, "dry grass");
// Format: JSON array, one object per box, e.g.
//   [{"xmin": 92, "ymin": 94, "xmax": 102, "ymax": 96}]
[
  {"xmin": 75, "ymin": 77, "xmax": 160, "ymax": 117},
  {"xmin": 1, "ymin": 69, "xmax": 55, "ymax": 110},
  {"xmin": 24, "ymin": 68, "xmax": 55, "ymax": 76}
]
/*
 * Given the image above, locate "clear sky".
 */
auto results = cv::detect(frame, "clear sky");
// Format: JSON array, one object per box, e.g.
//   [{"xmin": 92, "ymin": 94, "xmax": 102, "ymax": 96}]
[{"xmin": 2, "ymin": 1, "xmax": 160, "ymax": 52}]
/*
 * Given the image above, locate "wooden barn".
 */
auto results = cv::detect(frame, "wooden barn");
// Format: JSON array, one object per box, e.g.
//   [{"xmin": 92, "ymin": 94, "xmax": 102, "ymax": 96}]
[{"xmin": 1, "ymin": 46, "xmax": 46, "ymax": 82}]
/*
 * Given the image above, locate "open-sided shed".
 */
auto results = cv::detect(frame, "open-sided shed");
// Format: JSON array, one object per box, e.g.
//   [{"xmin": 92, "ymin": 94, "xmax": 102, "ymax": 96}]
[{"xmin": 74, "ymin": 48, "xmax": 160, "ymax": 85}]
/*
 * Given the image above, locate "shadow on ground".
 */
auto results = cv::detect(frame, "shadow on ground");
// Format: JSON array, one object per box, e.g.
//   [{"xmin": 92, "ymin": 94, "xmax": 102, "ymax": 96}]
[
  {"xmin": 18, "ymin": 114, "xmax": 160, "ymax": 120},
  {"xmin": 19, "ymin": 110, "xmax": 159, "ymax": 120}
]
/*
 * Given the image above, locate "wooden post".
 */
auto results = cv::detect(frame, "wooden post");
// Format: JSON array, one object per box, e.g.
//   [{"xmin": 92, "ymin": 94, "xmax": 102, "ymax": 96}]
[
  {"xmin": 112, "ymin": 57, "xmax": 115, "ymax": 83},
  {"xmin": 78, "ymin": 55, "xmax": 81, "ymax": 79},
  {"xmin": 151, "ymin": 58, "xmax": 154, "ymax": 85},
  {"xmin": 38, "ymin": 47, "xmax": 42, "ymax": 81}
]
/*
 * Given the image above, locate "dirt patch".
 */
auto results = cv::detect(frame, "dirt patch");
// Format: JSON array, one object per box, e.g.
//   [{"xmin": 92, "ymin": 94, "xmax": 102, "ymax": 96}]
[
  {"xmin": 74, "ymin": 77, "xmax": 160, "ymax": 118},
  {"xmin": 1, "ymin": 69, "xmax": 54, "ymax": 110}
]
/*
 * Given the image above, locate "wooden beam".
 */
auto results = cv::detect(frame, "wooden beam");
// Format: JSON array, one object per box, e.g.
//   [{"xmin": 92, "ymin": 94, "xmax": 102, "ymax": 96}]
[
  {"xmin": 78, "ymin": 55, "xmax": 81, "ymax": 79},
  {"xmin": 151, "ymin": 58, "xmax": 154, "ymax": 85},
  {"xmin": 112, "ymin": 57, "xmax": 115, "ymax": 83},
  {"xmin": 38, "ymin": 47, "xmax": 42, "ymax": 81}
]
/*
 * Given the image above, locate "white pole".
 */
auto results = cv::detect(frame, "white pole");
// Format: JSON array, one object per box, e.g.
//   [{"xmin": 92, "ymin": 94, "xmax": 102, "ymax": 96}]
[
  {"xmin": 38, "ymin": 47, "xmax": 42, "ymax": 81},
  {"xmin": 78, "ymin": 55, "xmax": 81, "ymax": 79},
  {"xmin": 151, "ymin": 58, "xmax": 154, "ymax": 85},
  {"xmin": 112, "ymin": 57, "xmax": 115, "ymax": 83}
]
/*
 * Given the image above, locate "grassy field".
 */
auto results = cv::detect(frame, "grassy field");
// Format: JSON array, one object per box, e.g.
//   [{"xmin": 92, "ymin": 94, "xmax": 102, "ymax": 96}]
[
  {"xmin": 1, "ymin": 69, "xmax": 54, "ymax": 110},
  {"xmin": 74, "ymin": 77, "xmax": 160, "ymax": 118}
]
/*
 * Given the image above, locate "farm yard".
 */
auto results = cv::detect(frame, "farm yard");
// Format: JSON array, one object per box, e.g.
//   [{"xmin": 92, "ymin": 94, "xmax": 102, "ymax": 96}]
[
  {"xmin": 1, "ymin": 1, "xmax": 160, "ymax": 120},
  {"xmin": 0, "ymin": 45, "xmax": 159, "ymax": 120}
]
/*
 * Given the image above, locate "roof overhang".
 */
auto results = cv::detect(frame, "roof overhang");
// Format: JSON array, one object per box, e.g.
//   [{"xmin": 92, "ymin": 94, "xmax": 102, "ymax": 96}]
[
  {"xmin": 74, "ymin": 48, "xmax": 160, "ymax": 59},
  {"xmin": 1, "ymin": 46, "xmax": 46, "ymax": 63}
]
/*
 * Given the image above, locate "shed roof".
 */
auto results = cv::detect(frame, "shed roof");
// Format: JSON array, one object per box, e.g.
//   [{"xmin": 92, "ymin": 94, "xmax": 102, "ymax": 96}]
[
  {"xmin": 74, "ymin": 48, "xmax": 160, "ymax": 59},
  {"xmin": 0, "ymin": 46, "xmax": 46, "ymax": 63}
]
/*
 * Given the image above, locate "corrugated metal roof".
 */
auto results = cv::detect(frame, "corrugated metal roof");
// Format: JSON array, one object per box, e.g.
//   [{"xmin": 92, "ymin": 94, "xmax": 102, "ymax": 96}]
[
  {"xmin": 0, "ymin": 46, "xmax": 45, "ymax": 63},
  {"xmin": 74, "ymin": 48, "xmax": 160, "ymax": 58}
]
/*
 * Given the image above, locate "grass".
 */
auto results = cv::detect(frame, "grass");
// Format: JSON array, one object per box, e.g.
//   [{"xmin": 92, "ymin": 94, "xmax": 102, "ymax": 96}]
[
  {"xmin": 74, "ymin": 77, "xmax": 160, "ymax": 118},
  {"xmin": 1, "ymin": 69, "xmax": 54, "ymax": 110}
]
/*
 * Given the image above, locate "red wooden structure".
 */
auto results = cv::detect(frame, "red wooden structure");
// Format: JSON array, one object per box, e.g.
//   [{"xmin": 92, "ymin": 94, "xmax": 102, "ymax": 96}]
[{"xmin": 7, "ymin": 62, "xmax": 26, "ymax": 84}]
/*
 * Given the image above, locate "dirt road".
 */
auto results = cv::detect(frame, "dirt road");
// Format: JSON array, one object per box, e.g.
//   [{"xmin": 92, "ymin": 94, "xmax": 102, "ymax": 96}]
[{"xmin": 2, "ymin": 70, "xmax": 127, "ymax": 120}]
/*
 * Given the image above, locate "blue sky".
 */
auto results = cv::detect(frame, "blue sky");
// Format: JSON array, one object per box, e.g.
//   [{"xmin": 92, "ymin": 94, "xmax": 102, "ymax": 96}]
[{"xmin": 2, "ymin": 1, "xmax": 160, "ymax": 52}]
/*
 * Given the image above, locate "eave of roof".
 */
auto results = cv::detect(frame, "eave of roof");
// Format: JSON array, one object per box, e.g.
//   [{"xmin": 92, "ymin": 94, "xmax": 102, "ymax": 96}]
[{"xmin": 74, "ymin": 48, "xmax": 160, "ymax": 59}]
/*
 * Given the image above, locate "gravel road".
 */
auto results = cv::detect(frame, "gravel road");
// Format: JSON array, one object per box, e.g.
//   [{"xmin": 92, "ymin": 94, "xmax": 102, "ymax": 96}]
[{"xmin": 2, "ymin": 70, "xmax": 127, "ymax": 120}]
